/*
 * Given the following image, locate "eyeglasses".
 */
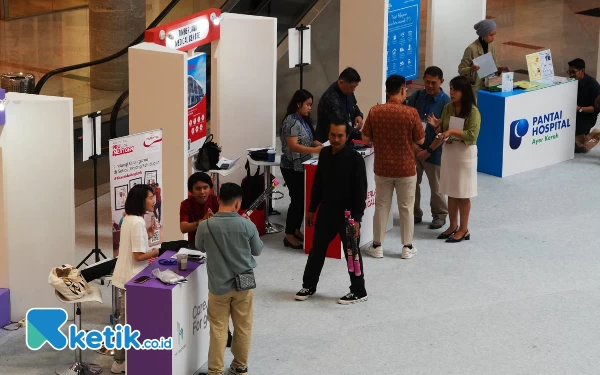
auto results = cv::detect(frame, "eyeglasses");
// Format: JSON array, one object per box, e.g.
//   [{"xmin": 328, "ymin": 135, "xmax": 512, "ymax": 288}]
[{"xmin": 567, "ymin": 69, "xmax": 579, "ymax": 75}]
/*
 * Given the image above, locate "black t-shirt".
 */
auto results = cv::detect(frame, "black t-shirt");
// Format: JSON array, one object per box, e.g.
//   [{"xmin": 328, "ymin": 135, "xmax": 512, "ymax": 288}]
[{"xmin": 577, "ymin": 74, "xmax": 600, "ymax": 127}]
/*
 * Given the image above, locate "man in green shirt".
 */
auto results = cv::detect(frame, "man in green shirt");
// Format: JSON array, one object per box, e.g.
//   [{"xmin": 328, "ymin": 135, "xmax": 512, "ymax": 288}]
[{"xmin": 196, "ymin": 183, "xmax": 263, "ymax": 375}]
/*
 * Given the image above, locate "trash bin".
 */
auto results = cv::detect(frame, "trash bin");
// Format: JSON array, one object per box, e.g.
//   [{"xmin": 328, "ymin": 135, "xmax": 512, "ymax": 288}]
[{"xmin": 0, "ymin": 73, "xmax": 35, "ymax": 94}]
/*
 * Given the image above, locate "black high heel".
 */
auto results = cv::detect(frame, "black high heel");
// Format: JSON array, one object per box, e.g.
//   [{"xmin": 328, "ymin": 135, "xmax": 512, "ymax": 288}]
[
  {"xmin": 445, "ymin": 230, "xmax": 470, "ymax": 243},
  {"xmin": 283, "ymin": 237, "xmax": 303, "ymax": 249},
  {"xmin": 437, "ymin": 226, "xmax": 458, "ymax": 240}
]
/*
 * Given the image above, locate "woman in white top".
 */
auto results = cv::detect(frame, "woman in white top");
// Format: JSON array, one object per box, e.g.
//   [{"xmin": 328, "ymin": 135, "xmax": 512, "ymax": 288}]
[{"xmin": 111, "ymin": 184, "xmax": 159, "ymax": 374}]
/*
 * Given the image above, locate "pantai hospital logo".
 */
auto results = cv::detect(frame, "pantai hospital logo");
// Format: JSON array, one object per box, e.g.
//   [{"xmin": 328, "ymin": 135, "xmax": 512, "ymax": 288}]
[
  {"xmin": 510, "ymin": 110, "xmax": 571, "ymax": 150},
  {"xmin": 26, "ymin": 308, "xmax": 172, "ymax": 351},
  {"xmin": 509, "ymin": 119, "xmax": 529, "ymax": 150}
]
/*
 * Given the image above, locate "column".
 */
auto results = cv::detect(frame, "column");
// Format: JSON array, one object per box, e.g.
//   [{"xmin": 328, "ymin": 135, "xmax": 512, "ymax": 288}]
[
  {"xmin": 426, "ymin": 0, "xmax": 486, "ymax": 92},
  {"xmin": 89, "ymin": 0, "xmax": 145, "ymax": 91}
]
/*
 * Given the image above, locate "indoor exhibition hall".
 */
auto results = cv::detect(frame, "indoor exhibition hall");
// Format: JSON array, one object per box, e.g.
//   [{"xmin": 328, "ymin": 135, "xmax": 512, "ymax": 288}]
[{"xmin": 1, "ymin": 0, "xmax": 600, "ymax": 374}]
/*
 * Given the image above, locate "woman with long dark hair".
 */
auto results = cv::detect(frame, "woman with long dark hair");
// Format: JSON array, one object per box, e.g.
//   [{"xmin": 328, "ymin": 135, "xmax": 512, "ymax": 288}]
[
  {"xmin": 280, "ymin": 89, "xmax": 322, "ymax": 249},
  {"xmin": 111, "ymin": 184, "xmax": 160, "ymax": 373},
  {"xmin": 421, "ymin": 76, "xmax": 481, "ymax": 243}
]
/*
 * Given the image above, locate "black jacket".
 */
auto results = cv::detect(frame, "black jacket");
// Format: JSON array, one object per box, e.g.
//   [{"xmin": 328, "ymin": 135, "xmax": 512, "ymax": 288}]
[
  {"xmin": 309, "ymin": 146, "xmax": 367, "ymax": 222},
  {"xmin": 316, "ymin": 82, "xmax": 363, "ymax": 143},
  {"xmin": 577, "ymin": 74, "xmax": 600, "ymax": 128}
]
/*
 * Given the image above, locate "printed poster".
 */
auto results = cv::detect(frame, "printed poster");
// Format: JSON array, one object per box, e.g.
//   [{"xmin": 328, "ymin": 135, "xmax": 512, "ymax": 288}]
[
  {"xmin": 387, "ymin": 0, "xmax": 420, "ymax": 80},
  {"xmin": 110, "ymin": 130, "xmax": 164, "ymax": 248},
  {"xmin": 526, "ymin": 49, "xmax": 554, "ymax": 82},
  {"xmin": 187, "ymin": 53, "xmax": 207, "ymax": 157}
]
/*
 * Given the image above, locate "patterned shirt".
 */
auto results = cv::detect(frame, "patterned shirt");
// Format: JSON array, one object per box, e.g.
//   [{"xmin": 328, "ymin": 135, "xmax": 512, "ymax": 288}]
[
  {"xmin": 280, "ymin": 114, "xmax": 315, "ymax": 172},
  {"xmin": 362, "ymin": 97, "xmax": 425, "ymax": 178}
]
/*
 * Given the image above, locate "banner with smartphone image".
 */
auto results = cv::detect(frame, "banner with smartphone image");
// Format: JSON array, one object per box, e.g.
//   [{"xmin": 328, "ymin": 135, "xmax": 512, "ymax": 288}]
[{"xmin": 109, "ymin": 129, "xmax": 164, "ymax": 248}]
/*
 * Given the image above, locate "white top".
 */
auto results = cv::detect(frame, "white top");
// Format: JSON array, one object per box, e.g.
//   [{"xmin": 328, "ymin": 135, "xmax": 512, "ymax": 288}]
[{"xmin": 112, "ymin": 215, "xmax": 151, "ymax": 289}]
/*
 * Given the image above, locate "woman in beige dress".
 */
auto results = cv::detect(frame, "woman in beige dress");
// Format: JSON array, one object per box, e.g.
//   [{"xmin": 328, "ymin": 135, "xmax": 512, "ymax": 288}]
[{"xmin": 421, "ymin": 76, "xmax": 481, "ymax": 243}]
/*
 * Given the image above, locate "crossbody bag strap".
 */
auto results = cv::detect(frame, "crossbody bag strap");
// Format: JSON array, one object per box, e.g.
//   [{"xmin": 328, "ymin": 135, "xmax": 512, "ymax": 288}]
[{"xmin": 206, "ymin": 219, "xmax": 235, "ymax": 278}]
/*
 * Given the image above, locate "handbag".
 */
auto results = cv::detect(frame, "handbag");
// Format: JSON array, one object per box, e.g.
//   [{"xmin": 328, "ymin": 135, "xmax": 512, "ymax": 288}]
[
  {"xmin": 206, "ymin": 220, "xmax": 256, "ymax": 291},
  {"xmin": 194, "ymin": 134, "xmax": 222, "ymax": 171},
  {"xmin": 248, "ymin": 149, "xmax": 269, "ymax": 161},
  {"xmin": 48, "ymin": 264, "xmax": 92, "ymax": 301}
]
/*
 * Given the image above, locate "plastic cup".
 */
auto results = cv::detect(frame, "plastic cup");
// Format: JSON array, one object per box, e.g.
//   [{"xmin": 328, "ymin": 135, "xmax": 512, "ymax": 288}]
[
  {"xmin": 177, "ymin": 254, "xmax": 188, "ymax": 271},
  {"xmin": 267, "ymin": 149, "xmax": 276, "ymax": 162}
]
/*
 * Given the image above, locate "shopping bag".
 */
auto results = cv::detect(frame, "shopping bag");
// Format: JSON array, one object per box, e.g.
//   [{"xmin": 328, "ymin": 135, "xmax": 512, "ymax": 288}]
[{"xmin": 48, "ymin": 264, "xmax": 91, "ymax": 301}]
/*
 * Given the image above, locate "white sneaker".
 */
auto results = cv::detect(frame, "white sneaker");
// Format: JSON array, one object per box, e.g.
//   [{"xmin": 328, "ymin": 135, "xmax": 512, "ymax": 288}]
[
  {"xmin": 401, "ymin": 246, "xmax": 417, "ymax": 259},
  {"xmin": 111, "ymin": 360, "xmax": 125, "ymax": 374},
  {"xmin": 364, "ymin": 245, "xmax": 383, "ymax": 258}
]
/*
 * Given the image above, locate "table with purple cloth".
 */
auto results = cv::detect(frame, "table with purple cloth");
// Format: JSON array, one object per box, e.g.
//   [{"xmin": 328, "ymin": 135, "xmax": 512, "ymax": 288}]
[{"xmin": 125, "ymin": 250, "xmax": 209, "ymax": 375}]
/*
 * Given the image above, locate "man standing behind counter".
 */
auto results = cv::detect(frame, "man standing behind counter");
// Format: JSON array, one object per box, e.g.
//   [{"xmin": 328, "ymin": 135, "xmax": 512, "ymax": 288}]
[
  {"xmin": 315, "ymin": 67, "xmax": 364, "ymax": 143},
  {"xmin": 407, "ymin": 66, "xmax": 451, "ymax": 230}
]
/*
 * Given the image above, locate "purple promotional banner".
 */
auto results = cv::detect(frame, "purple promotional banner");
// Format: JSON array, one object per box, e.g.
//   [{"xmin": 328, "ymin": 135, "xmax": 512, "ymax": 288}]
[{"xmin": 0, "ymin": 88, "xmax": 5, "ymax": 126}]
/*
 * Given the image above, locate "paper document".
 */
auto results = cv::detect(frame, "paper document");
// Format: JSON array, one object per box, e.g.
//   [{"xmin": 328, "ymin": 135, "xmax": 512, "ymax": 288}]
[
  {"xmin": 502, "ymin": 72, "xmax": 514, "ymax": 92},
  {"xmin": 170, "ymin": 248, "xmax": 205, "ymax": 258},
  {"xmin": 322, "ymin": 141, "xmax": 331, "ymax": 147},
  {"xmin": 216, "ymin": 156, "xmax": 240, "ymax": 170},
  {"xmin": 449, "ymin": 116, "xmax": 465, "ymax": 141},
  {"xmin": 473, "ymin": 52, "xmax": 498, "ymax": 79},
  {"xmin": 514, "ymin": 81, "xmax": 538, "ymax": 90}
]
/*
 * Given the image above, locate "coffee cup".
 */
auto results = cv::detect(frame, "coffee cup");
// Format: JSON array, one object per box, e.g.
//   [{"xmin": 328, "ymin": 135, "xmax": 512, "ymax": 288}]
[
  {"xmin": 177, "ymin": 254, "xmax": 188, "ymax": 271},
  {"xmin": 267, "ymin": 149, "xmax": 276, "ymax": 162}
]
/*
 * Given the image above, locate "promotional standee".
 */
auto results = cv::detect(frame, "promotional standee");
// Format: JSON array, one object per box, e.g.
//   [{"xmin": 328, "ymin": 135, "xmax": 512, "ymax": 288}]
[
  {"xmin": 387, "ymin": 0, "xmax": 420, "ymax": 80},
  {"xmin": 187, "ymin": 53, "xmax": 207, "ymax": 156},
  {"xmin": 110, "ymin": 130, "xmax": 164, "ymax": 246}
]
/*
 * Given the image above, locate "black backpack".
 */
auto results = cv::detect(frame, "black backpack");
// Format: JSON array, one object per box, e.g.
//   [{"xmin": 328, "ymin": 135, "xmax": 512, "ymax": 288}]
[{"xmin": 194, "ymin": 134, "xmax": 221, "ymax": 171}]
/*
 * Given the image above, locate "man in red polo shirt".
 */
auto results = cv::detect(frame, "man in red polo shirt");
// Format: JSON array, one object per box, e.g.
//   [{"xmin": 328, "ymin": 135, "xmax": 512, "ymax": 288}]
[{"xmin": 180, "ymin": 172, "xmax": 220, "ymax": 247}]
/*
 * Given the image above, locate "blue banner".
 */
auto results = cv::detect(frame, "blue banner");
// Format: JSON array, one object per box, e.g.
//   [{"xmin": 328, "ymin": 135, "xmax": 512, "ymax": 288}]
[{"xmin": 387, "ymin": 0, "xmax": 420, "ymax": 80}]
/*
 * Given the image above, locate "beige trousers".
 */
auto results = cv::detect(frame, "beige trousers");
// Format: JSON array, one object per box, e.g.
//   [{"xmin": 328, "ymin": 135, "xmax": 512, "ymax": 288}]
[
  {"xmin": 373, "ymin": 174, "xmax": 417, "ymax": 245},
  {"xmin": 208, "ymin": 289, "xmax": 254, "ymax": 375},
  {"xmin": 414, "ymin": 160, "xmax": 448, "ymax": 220}
]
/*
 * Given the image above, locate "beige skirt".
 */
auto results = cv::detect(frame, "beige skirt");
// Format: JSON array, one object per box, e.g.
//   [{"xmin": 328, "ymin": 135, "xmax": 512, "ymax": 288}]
[{"xmin": 439, "ymin": 142, "xmax": 478, "ymax": 198}]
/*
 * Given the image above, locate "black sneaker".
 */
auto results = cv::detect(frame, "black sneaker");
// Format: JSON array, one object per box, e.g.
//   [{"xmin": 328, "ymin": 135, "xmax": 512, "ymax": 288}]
[
  {"xmin": 338, "ymin": 292, "xmax": 368, "ymax": 305},
  {"xmin": 230, "ymin": 365, "xmax": 248, "ymax": 375},
  {"xmin": 295, "ymin": 288, "xmax": 316, "ymax": 301},
  {"xmin": 414, "ymin": 216, "xmax": 423, "ymax": 224}
]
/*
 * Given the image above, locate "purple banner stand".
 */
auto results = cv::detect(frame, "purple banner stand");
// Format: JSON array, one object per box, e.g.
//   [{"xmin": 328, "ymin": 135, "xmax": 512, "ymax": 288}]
[
  {"xmin": 126, "ymin": 250, "xmax": 209, "ymax": 375},
  {"xmin": 0, "ymin": 289, "xmax": 10, "ymax": 327},
  {"xmin": 0, "ymin": 88, "xmax": 6, "ymax": 126}
]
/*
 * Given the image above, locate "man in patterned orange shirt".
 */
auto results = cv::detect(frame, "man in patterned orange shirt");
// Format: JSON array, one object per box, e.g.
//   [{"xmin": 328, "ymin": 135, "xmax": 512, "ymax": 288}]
[{"xmin": 361, "ymin": 75, "xmax": 425, "ymax": 260}]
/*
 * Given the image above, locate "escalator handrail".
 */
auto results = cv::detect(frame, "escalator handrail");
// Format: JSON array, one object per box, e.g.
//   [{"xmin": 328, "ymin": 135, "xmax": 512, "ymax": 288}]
[{"xmin": 34, "ymin": 0, "xmax": 185, "ymax": 95}]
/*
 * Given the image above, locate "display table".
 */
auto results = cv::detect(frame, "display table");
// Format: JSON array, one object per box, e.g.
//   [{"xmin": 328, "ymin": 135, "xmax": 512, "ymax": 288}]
[
  {"xmin": 207, "ymin": 162, "xmax": 243, "ymax": 195},
  {"xmin": 247, "ymin": 155, "xmax": 283, "ymax": 234},
  {"xmin": 126, "ymin": 251, "xmax": 209, "ymax": 375},
  {"xmin": 304, "ymin": 150, "xmax": 393, "ymax": 259},
  {"xmin": 477, "ymin": 80, "xmax": 577, "ymax": 177}
]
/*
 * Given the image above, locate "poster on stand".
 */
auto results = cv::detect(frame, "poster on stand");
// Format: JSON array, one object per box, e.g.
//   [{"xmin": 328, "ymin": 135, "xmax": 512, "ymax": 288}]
[
  {"xmin": 187, "ymin": 53, "xmax": 207, "ymax": 157},
  {"xmin": 110, "ymin": 130, "xmax": 164, "ymax": 247},
  {"xmin": 387, "ymin": 0, "xmax": 420, "ymax": 80},
  {"xmin": 526, "ymin": 49, "xmax": 554, "ymax": 82}
]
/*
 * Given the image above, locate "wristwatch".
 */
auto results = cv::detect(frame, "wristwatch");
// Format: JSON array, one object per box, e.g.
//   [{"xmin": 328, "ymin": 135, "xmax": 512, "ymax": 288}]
[
  {"xmin": 426, "ymin": 147, "xmax": 434, "ymax": 154},
  {"xmin": 578, "ymin": 108, "xmax": 583, "ymax": 113}
]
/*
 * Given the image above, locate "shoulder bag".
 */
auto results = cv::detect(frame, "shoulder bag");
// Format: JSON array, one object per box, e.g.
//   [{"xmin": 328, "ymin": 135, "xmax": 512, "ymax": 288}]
[{"xmin": 206, "ymin": 219, "xmax": 256, "ymax": 291}]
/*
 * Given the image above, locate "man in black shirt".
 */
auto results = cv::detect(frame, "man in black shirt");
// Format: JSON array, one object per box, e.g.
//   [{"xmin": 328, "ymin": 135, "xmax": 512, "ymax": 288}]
[
  {"xmin": 568, "ymin": 58, "xmax": 600, "ymax": 152},
  {"xmin": 295, "ymin": 119, "xmax": 368, "ymax": 305},
  {"xmin": 315, "ymin": 67, "xmax": 364, "ymax": 143}
]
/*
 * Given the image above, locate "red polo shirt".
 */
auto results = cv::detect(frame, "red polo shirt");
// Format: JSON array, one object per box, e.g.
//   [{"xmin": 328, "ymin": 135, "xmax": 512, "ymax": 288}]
[{"xmin": 179, "ymin": 195, "xmax": 219, "ymax": 244}]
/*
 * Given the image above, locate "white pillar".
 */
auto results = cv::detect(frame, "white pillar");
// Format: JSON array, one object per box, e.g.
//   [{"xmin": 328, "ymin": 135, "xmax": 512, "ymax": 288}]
[
  {"xmin": 426, "ymin": 0, "xmax": 486, "ymax": 91},
  {"xmin": 339, "ymin": 0, "xmax": 387, "ymax": 113},
  {"xmin": 0, "ymin": 94, "xmax": 76, "ymax": 321},
  {"xmin": 129, "ymin": 43, "xmax": 188, "ymax": 242},
  {"xmin": 211, "ymin": 13, "xmax": 277, "ymax": 184}
]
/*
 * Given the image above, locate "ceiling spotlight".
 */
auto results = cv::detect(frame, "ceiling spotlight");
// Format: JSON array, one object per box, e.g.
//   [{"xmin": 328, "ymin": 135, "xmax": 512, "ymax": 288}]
[{"xmin": 210, "ymin": 12, "xmax": 222, "ymax": 26}]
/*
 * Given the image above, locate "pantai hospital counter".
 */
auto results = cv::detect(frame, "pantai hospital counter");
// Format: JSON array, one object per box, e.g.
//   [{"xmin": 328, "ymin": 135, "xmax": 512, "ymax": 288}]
[
  {"xmin": 303, "ymin": 148, "xmax": 393, "ymax": 259},
  {"xmin": 126, "ymin": 251, "xmax": 209, "ymax": 375},
  {"xmin": 477, "ymin": 79, "xmax": 577, "ymax": 177}
]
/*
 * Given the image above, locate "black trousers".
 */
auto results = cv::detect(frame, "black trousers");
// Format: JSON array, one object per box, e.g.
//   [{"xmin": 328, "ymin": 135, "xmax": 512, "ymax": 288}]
[
  {"xmin": 281, "ymin": 168, "xmax": 305, "ymax": 235},
  {"xmin": 302, "ymin": 206, "xmax": 366, "ymax": 295}
]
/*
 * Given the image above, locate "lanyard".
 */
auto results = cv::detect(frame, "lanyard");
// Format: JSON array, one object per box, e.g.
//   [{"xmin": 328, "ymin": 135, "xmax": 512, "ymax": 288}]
[{"xmin": 293, "ymin": 114, "xmax": 313, "ymax": 141}]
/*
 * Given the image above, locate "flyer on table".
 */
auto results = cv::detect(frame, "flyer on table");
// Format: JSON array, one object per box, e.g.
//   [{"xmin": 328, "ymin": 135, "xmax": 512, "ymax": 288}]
[
  {"xmin": 109, "ymin": 130, "xmax": 164, "ymax": 247},
  {"xmin": 187, "ymin": 53, "xmax": 207, "ymax": 157}
]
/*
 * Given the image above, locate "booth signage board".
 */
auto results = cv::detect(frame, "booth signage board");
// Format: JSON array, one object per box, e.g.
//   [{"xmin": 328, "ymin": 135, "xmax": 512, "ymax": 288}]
[
  {"xmin": 187, "ymin": 53, "xmax": 207, "ymax": 156},
  {"xmin": 171, "ymin": 263, "xmax": 209, "ymax": 374},
  {"xmin": 526, "ymin": 49, "xmax": 554, "ymax": 82},
  {"xmin": 109, "ymin": 130, "xmax": 164, "ymax": 246},
  {"xmin": 387, "ymin": 0, "xmax": 420, "ymax": 80},
  {"xmin": 145, "ymin": 8, "xmax": 221, "ymax": 52},
  {"xmin": 501, "ymin": 81, "xmax": 576, "ymax": 176}
]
